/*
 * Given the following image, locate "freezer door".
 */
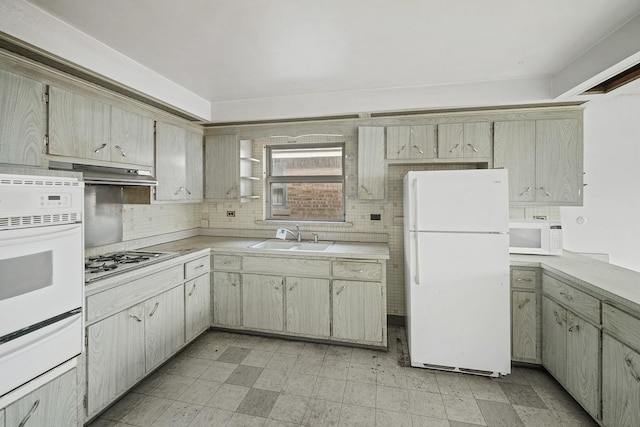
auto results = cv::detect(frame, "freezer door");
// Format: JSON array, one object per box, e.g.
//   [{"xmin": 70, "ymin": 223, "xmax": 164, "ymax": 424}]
[
  {"xmin": 407, "ymin": 231, "xmax": 510, "ymax": 375},
  {"xmin": 407, "ymin": 169, "xmax": 508, "ymax": 233}
]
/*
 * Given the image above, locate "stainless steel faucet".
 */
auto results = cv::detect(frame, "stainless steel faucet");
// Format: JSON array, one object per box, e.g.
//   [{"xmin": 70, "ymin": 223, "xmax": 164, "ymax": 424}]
[
  {"xmin": 311, "ymin": 232, "xmax": 319, "ymax": 243},
  {"xmin": 281, "ymin": 224, "xmax": 302, "ymax": 242}
]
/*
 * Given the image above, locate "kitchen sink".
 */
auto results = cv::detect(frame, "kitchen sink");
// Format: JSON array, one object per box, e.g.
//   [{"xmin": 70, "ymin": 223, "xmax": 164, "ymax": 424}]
[{"xmin": 250, "ymin": 239, "xmax": 334, "ymax": 251}]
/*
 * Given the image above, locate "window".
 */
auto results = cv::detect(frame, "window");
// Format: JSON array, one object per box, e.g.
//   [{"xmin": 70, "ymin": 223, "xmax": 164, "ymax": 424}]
[{"xmin": 266, "ymin": 144, "xmax": 345, "ymax": 221}]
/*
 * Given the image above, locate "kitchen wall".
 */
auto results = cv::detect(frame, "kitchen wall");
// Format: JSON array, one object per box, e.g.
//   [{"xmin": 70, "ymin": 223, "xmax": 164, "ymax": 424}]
[{"xmin": 561, "ymin": 92, "xmax": 640, "ymax": 272}]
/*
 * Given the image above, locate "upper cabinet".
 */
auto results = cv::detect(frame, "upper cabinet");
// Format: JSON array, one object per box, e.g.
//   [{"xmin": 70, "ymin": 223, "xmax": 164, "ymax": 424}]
[
  {"xmin": 494, "ymin": 118, "xmax": 582, "ymax": 205},
  {"xmin": 386, "ymin": 125, "xmax": 437, "ymax": 160},
  {"xmin": 48, "ymin": 87, "xmax": 154, "ymax": 167},
  {"xmin": 437, "ymin": 122, "xmax": 491, "ymax": 159},
  {"xmin": 204, "ymin": 135, "xmax": 260, "ymax": 201},
  {"xmin": 0, "ymin": 68, "xmax": 45, "ymax": 167},
  {"xmin": 155, "ymin": 121, "xmax": 203, "ymax": 202},
  {"xmin": 358, "ymin": 126, "xmax": 385, "ymax": 200}
]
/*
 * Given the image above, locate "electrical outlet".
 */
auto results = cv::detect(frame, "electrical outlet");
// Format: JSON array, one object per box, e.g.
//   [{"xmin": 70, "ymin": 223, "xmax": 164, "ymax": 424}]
[
  {"xmin": 370, "ymin": 213, "xmax": 381, "ymax": 221},
  {"xmin": 226, "ymin": 211, "xmax": 236, "ymax": 217}
]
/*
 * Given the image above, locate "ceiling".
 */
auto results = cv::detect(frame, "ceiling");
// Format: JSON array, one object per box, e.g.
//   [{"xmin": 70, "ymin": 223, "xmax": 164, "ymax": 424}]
[{"xmin": 9, "ymin": 1, "xmax": 640, "ymax": 121}]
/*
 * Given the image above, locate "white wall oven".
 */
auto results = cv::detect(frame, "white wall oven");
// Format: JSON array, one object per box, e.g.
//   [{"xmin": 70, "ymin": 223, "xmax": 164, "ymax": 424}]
[{"xmin": 0, "ymin": 174, "xmax": 84, "ymax": 402}]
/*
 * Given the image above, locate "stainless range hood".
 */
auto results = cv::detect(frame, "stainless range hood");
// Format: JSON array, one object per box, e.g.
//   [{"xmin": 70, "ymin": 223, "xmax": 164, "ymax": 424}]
[{"xmin": 49, "ymin": 162, "xmax": 158, "ymax": 186}]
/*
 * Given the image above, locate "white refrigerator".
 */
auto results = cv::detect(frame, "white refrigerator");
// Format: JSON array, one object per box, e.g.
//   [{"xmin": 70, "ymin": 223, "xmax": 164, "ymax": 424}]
[{"xmin": 403, "ymin": 169, "xmax": 511, "ymax": 377}]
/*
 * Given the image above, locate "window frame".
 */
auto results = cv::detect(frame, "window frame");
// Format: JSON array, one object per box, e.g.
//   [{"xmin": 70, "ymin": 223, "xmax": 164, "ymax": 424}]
[{"xmin": 265, "ymin": 142, "xmax": 346, "ymax": 222}]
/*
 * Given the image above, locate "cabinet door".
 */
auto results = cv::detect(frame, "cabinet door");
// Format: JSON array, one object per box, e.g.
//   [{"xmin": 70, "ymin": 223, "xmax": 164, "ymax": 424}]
[
  {"xmin": 5, "ymin": 368, "xmax": 77, "ymax": 427},
  {"xmin": 536, "ymin": 119, "xmax": 581, "ymax": 203},
  {"xmin": 0, "ymin": 408, "xmax": 3, "ymax": 427},
  {"xmin": 242, "ymin": 273, "xmax": 284, "ymax": 332},
  {"xmin": 286, "ymin": 277, "xmax": 330, "ymax": 337},
  {"xmin": 0, "ymin": 69, "xmax": 44, "ymax": 167},
  {"xmin": 437, "ymin": 123, "xmax": 463, "ymax": 158},
  {"xmin": 386, "ymin": 126, "xmax": 411, "ymax": 159},
  {"xmin": 205, "ymin": 135, "xmax": 238, "ymax": 200},
  {"xmin": 155, "ymin": 122, "xmax": 186, "ymax": 201},
  {"xmin": 410, "ymin": 125, "xmax": 437, "ymax": 159},
  {"xmin": 494, "ymin": 120, "xmax": 536, "ymax": 202},
  {"xmin": 333, "ymin": 280, "xmax": 382, "ymax": 343},
  {"xmin": 463, "ymin": 122, "xmax": 491, "ymax": 158},
  {"xmin": 512, "ymin": 291, "xmax": 537, "ymax": 362},
  {"xmin": 185, "ymin": 274, "xmax": 211, "ymax": 342},
  {"xmin": 110, "ymin": 106, "xmax": 154, "ymax": 167},
  {"xmin": 87, "ymin": 304, "xmax": 145, "ymax": 416},
  {"xmin": 212, "ymin": 272, "xmax": 242, "ymax": 326},
  {"xmin": 566, "ymin": 311, "xmax": 600, "ymax": 419},
  {"xmin": 48, "ymin": 86, "xmax": 111, "ymax": 161},
  {"xmin": 185, "ymin": 129, "xmax": 203, "ymax": 200},
  {"xmin": 358, "ymin": 127, "xmax": 385, "ymax": 200},
  {"xmin": 542, "ymin": 296, "xmax": 567, "ymax": 383},
  {"xmin": 603, "ymin": 334, "xmax": 640, "ymax": 427},
  {"xmin": 145, "ymin": 286, "xmax": 185, "ymax": 370}
]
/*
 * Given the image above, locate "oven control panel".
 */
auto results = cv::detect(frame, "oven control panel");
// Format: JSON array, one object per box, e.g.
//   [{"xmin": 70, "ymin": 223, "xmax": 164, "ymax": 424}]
[{"xmin": 40, "ymin": 193, "xmax": 72, "ymax": 208}]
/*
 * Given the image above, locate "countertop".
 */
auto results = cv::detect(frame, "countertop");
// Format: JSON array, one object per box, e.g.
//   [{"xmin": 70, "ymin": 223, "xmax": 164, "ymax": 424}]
[
  {"xmin": 511, "ymin": 251, "xmax": 640, "ymax": 312},
  {"xmin": 142, "ymin": 236, "xmax": 390, "ymax": 260}
]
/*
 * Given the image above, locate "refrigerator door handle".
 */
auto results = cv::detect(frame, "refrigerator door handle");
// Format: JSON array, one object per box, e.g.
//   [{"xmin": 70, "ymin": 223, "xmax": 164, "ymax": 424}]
[{"xmin": 413, "ymin": 178, "xmax": 421, "ymax": 285}]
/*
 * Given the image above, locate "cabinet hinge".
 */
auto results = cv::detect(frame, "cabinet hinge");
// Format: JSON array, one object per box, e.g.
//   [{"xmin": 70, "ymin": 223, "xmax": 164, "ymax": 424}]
[
  {"xmin": 85, "ymin": 334, "xmax": 88, "ymax": 347},
  {"xmin": 83, "ymin": 394, "xmax": 88, "ymax": 409},
  {"xmin": 43, "ymin": 88, "xmax": 49, "ymax": 104},
  {"xmin": 44, "ymin": 135, "xmax": 49, "ymax": 147}
]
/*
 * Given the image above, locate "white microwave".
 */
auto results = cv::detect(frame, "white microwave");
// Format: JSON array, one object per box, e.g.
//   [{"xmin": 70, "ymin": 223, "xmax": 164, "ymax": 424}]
[{"xmin": 509, "ymin": 221, "xmax": 563, "ymax": 255}]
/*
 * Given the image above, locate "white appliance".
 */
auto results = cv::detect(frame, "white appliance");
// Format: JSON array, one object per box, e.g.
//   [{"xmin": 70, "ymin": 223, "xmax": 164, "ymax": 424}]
[
  {"xmin": 404, "ymin": 169, "xmax": 510, "ymax": 377},
  {"xmin": 0, "ymin": 174, "xmax": 84, "ymax": 402},
  {"xmin": 509, "ymin": 220, "xmax": 563, "ymax": 255}
]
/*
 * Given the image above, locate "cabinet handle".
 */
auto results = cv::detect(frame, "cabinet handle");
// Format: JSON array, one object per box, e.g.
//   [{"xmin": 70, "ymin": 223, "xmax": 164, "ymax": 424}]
[
  {"xmin": 539, "ymin": 187, "xmax": 552, "ymax": 197},
  {"xmin": 519, "ymin": 187, "xmax": 532, "ymax": 196},
  {"xmin": 466, "ymin": 143, "xmax": 479, "ymax": 153},
  {"xmin": 114, "ymin": 145, "xmax": 127, "ymax": 157},
  {"xmin": 516, "ymin": 278, "xmax": 533, "ymax": 282},
  {"xmin": 568, "ymin": 324, "xmax": 580, "ymax": 333},
  {"xmin": 18, "ymin": 399, "xmax": 40, "ymax": 427},
  {"xmin": 360, "ymin": 185, "xmax": 373, "ymax": 196},
  {"xmin": 175, "ymin": 186, "xmax": 185, "ymax": 195},
  {"xmin": 129, "ymin": 314, "xmax": 143, "ymax": 322},
  {"xmin": 559, "ymin": 291, "xmax": 573, "ymax": 301},
  {"xmin": 188, "ymin": 283, "xmax": 197, "ymax": 296},
  {"xmin": 289, "ymin": 283, "xmax": 296, "ymax": 292},
  {"xmin": 412, "ymin": 145, "xmax": 424, "ymax": 154},
  {"xmin": 397, "ymin": 144, "xmax": 406, "ymax": 155},
  {"xmin": 449, "ymin": 143, "xmax": 460, "ymax": 153},
  {"xmin": 553, "ymin": 309, "xmax": 564, "ymax": 326},
  {"xmin": 94, "ymin": 143, "xmax": 107, "ymax": 153},
  {"xmin": 518, "ymin": 298, "xmax": 531, "ymax": 309},
  {"xmin": 149, "ymin": 302, "xmax": 160, "ymax": 317},
  {"xmin": 336, "ymin": 285, "xmax": 345, "ymax": 295},
  {"xmin": 194, "ymin": 264, "xmax": 205, "ymax": 270},
  {"xmin": 225, "ymin": 186, "xmax": 235, "ymax": 196},
  {"xmin": 185, "ymin": 188, "xmax": 192, "ymax": 195},
  {"xmin": 624, "ymin": 356, "xmax": 640, "ymax": 382},
  {"xmin": 269, "ymin": 279, "xmax": 280, "ymax": 290}
]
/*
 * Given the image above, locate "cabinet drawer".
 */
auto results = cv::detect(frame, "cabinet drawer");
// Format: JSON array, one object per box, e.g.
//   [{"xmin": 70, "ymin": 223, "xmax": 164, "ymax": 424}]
[
  {"xmin": 511, "ymin": 268, "xmax": 537, "ymax": 290},
  {"xmin": 243, "ymin": 256, "xmax": 330, "ymax": 276},
  {"xmin": 332, "ymin": 260, "xmax": 382, "ymax": 281},
  {"xmin": 603, "ymin": 303, "xmax": 640, "ymax": 352},
  {"xmin": 87, "ymin": 265, "xmax": 183, "ymax": 324},
  {"xmin": 213, "ymin": 254, "xmax": 241, "ymax": 271},
  {"xmin": 542, "ymin": 274, "xmax": 600, "ymax": 324},
  {"xmin": 185, "ymin": 255, "xmax": 210, "ymax": 279}
]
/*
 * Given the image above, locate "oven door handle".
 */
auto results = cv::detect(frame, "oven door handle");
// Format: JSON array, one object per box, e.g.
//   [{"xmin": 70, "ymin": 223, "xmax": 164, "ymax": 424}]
[
  {"xmin": 0, "ymin": 223, "xmax": 81, "ymax": 247},
  {"xmin": 0, "ymin": 314, "xmax": 81, "ymax": 358}
]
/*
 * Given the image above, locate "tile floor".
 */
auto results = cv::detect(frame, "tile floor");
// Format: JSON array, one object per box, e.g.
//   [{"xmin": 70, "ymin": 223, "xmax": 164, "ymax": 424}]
[{"xmin": 88, "ymin": 327, "xmax": 598, "ymax": 427}]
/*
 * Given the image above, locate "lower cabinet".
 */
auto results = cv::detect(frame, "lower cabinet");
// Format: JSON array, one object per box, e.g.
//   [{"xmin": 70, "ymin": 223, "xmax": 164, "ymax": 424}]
[
  {"xmin": 185, "ymin": 274, "xmax": 211, "ymax": 342},
  {"xmin": 4, "ymin": 368, "xmax": 77, "ymax": 427},
  {"xmin": 510, "ymin": 267, "xmax": 540, "ymax": 363},
  {"xmin": 87, "ymin": 286, "xmax": 184, "ymax": 416},
  {"xmin": 602, "ymin": 302, "xmax": 640, "ymax": 427},
  {"xmin": 212, "ymin": 271, "xmax": 242, "ymax": 326},
  {"xmin": 286, "ymin": 277, "xmax": 330, "ymax": 338},
  {"xmin": 333, "ymin": 280, "xmax": 383, "ymax": 343},
  {"xmin": 144, "ymin": 286, "xmax": 185, "ymax": 371},
  {"xmin": 212, "ymin": 254, "xmax": 387, "ymax": 347},
  {"xmin": 87, "ymin": 304, "xmax": 146, "ymax": 416},
  {"xmin": 602, "ymin": 334, "xmax": 640, "ymax": 427},
  {"xmin": 242, "ymin": 274, "xmax": 284, "ymax": 332},
  {"xmin": 542, "ymin": 275, "xmax": 600, "ymax": 420}
]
